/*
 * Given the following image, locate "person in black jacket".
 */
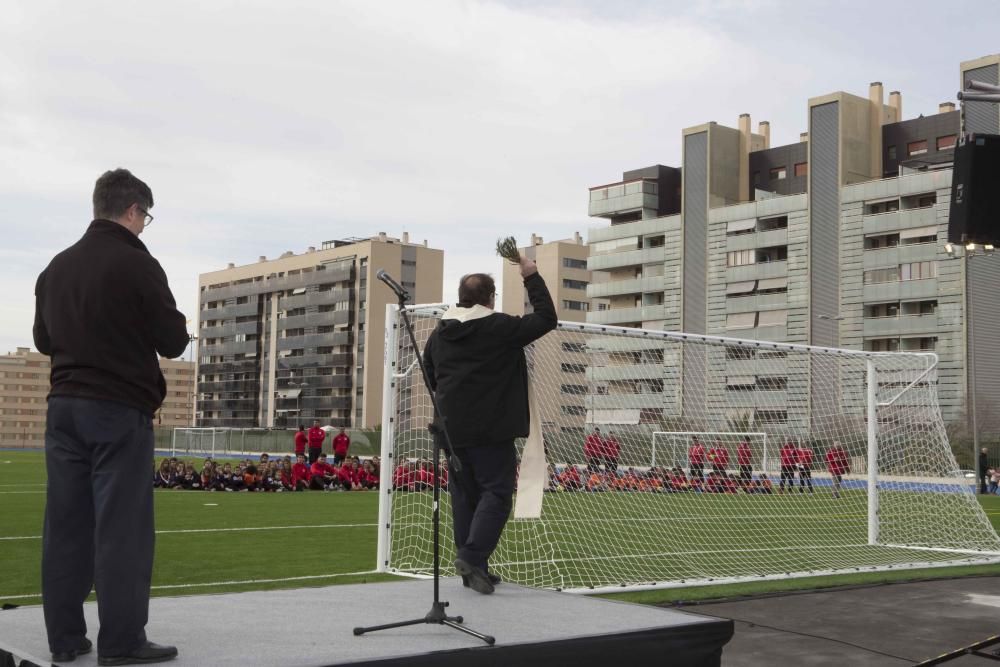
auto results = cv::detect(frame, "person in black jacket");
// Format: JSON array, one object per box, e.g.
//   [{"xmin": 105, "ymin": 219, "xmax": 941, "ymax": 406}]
[
  {"xmin": 33, "ymin": 168, "xmax": 186, "ymax": 665},
  {"xmin": 980, "ymin": 448, "xmax": 990, "ymax": 495},
  {"xmin": 423, "ymin": 257, "xmax": 556, "ymax": 594}
]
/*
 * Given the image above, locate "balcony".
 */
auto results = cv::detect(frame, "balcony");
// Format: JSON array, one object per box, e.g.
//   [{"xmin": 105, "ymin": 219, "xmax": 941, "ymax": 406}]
[
  {"xmin": 587, "ymin": 247, "xmax": 667, "ymax": 272},
  {"xmin": 200, "ymin": 320, "xmax": 261, "ymax": 339},
  {"xmin": 863, "ymin": 279, "xmax": 939, "ymax": 303},
  {"xmin": 584, "ymin": 393, "xmax": 669, "ymax": 410},
  {"xmin": 862, "ymin": 243, "xmax": 939, "ymax": 269},
  {"xmin": 587, "ymin": 364, "xmax": 667, "ymax": 382},
  {"xmin": 279, "ymin": 310, "xmax": 352, "ymax": 330},
  {"xmin": 276, "ymin": 331, "xmax": 352, "ymax": 351},
  {"xmin": 586, "ymin": 275, "xmax": 668, "ymax": 299},
  {"xmin": 862, "ymin": 206, "xmax": 937, "ymax": 235},
  {"xmin": 587, "ymin": 304, "xmax": 666, "ymax": 325},
  {"xmin": 725, "ymin": 228, "xmax": 789, "ymax": 253},
  {"xmin": 588, "ymin": 179, "xmax": 658, "ymax": 219},
  {"xmin": 725, "ymin": 260, "xmax": 787, "ymax": 282},
  {"xmin": 723, "ymin": 292, "xmax": 789, "ymax": 313},
  {"xmin": 200, "ymin": 302, "xmax": 260, "ymax": 320},
  {"xmin": 279, "ymin": 288, "xmax": 354, "ymax": 311},
  {"xmin": 276, "ymin": 353, "xmax": 353, "ymax": 370},
  {"xmin": 863, "ymin": 313, "xmax": 940, "ymax": 337}
]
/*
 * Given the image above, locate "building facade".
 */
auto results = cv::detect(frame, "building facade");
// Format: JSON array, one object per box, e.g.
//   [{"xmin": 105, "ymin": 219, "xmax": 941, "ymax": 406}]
[
  {"xmin": 0, "ymin": 347, "xmax": 194, "ymax": 446},
  {"xmin": 585, "ymin": 54, "xmax": 1000, "ymax": 431},
  {"xmin": 196, "ymin": 233, "xmax": 443, "ymax": 430}
]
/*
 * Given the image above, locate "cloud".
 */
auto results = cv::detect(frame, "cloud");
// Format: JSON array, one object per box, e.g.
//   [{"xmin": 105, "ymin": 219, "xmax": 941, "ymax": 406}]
[{"xmin": 1, "ymin": 0, "xmax": 998, "ymax": 353}]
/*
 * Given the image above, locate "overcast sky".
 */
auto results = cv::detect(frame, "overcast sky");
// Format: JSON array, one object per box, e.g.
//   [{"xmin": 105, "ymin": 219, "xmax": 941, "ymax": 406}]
[{"xmin": 2, "ymin": 0, "xmax": 998, "ymax": 355}]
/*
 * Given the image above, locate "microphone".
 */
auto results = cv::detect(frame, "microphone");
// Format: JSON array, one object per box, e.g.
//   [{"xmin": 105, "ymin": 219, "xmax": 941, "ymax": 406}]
[{"xmin": 376, "ymin": 269, "xmax": 409, "ymax": 301}]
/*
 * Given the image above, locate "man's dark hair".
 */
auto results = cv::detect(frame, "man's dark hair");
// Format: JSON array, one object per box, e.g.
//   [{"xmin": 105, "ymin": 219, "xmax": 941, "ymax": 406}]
[
  {"xmin": 458, "ymin": 273, "xmax": 495, "ymax": 308},
  {"xmin": 92, "ymin": 168, "xmax": 153, "ymax": 220},
  {"xmin": 299, "ymin": 425, "xmax": 305, "ymax": 431}
]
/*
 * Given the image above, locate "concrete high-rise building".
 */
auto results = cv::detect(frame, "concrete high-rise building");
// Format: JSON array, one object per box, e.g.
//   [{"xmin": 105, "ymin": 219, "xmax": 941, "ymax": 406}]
[
  {"xmin": 500, "ymin": 233, "xmax": 598, "ymax": 432},
  {"xmin": 0, "ymin": 347, "xmax": 194, "ymax": 446},
  {"xmin": 196, "ymin": 233, "xmax": 443, "ymax": 430},
  {"xmin": 585, "ymin": 54, "xmax": 1000, "ymax": 431}
]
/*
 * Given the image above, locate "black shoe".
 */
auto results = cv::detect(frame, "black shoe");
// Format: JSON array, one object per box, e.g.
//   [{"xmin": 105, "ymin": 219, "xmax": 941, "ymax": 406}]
[
  {"xmin": 52, "ymin": 637, "xmax": 92, "ymax": 662},
  {"xmin": 462, "ymin": 572, "xmax": 502, "ymax": 588},
  {"xmin": 454, "ymin": 558, "xmax": 494, "ymax": 594},
  {"xmin": 98, "ymin": 641, "xmax": 178, "ymax": 665}
]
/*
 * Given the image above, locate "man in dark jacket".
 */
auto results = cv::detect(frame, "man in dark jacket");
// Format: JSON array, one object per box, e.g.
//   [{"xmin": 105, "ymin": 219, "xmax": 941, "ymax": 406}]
[
  {"xmin": 980, "ymin": 447, "xmax": 990, "ymax": 494},
  {"xmin": 423, "ymin": 257, "xmax": 556, "ymax": 594},
  {"xmin": 33, "ymin": 168, "xmax": 187, "ymax": 665}
]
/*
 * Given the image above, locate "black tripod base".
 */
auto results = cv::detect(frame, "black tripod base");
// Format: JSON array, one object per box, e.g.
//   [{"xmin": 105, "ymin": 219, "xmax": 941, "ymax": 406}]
[{"xmin": 353, "ymin": 601, "xmax": 495, "ymax": 645}]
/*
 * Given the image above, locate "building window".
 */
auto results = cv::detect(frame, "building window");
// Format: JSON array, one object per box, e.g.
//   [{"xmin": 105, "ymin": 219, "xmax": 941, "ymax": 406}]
[
  {"xmin": 726, "ymin": 312, "xmax": 757, "ymax": 329},
  {"xmin": 726, "ymin": 249, "xmax": 754, "ymax": 267},
  {"xmin": 907, "ymin": 140, "xmax": 928, "ymax": 156},
  {"xmin": 864, "ymin": 338, "xmax": 900, "ymax": 352},
  {"xmin": 560, "ymin": 384, "xmax": 587, "ymax": 395},
  {"xmin": 864, "ymin": 267, "xmax": 901, "ymax": 284},
  {"xmin": 793, "ymin": 162, "xmax": 808, "ymax": 177},
  {"xmin": 562, "ymin": 279, "xmax": 589, "ymax": 290},
  {"xmin": 936, "ymin": 135, "xmax": 956, "ymax": 151},
  {"xmin": 561, "ymin": 342, "xmax": 585, "ymax": 353},
  {"xmin": 770, "ymin": 166, "xmax": 787, "ymax": 180},
  {"xmin": 887, "ymin": 145, "xmax": 897, "ymax": 160},
  {"xmin": 563, "ymin": 258, "xmax": 588, "ymax": 269},
  {"xmin": 561, "ymin": 405, "xmax": 587, "ymax": 416},
  {"xmin": 753, "ymin": 409, "xmax": 787, "ymax": 425},
  {"xmin": 900, "ymin": 261, "xmax": 937, "ymax": 281},
  {"xmin": 560, "ymin": 363, "xmax": 586, "ymax": 374},
  {"xmin": 562, "ymin": 300, "xmax": 589, "ymax": 311}
]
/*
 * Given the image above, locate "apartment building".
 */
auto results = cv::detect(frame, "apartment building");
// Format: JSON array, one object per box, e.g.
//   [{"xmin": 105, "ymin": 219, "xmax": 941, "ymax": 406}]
[
  {"xmin": 196, "ymin": 233, "xmax": 443, "ymax": 430},
  {"xmin": 0, "ymin": 347, "xmax": 194, "ymax": 446},
  {"xmin": 584, "ymin": 53, "xmax": 1000, "ymax": 430}
]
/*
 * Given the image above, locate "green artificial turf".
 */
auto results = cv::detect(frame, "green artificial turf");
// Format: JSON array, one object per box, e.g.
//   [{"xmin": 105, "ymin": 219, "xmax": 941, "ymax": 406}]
[{"xmin": 2, "ymin": 450, "xmax": 998, "ymax": 608}]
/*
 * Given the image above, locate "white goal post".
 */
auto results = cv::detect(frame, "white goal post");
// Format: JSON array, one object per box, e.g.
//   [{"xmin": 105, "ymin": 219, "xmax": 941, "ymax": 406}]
[{"xmin": 377, "ymin": 303, "xmax": 1000, "ymax": 593}]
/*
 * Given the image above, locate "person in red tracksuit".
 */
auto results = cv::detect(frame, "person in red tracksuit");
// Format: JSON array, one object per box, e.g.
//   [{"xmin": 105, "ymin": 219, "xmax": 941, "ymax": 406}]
[
  {"xmin": 393, "ymin": 462, "xmax": 415, "ymax": 491},
  {"xmin": 310, "ymin": 453, "xmax": 337, "ymax": 490},
  {"xmin": 357, "ymin": 460, "xmax": 379, "ymax": 490},
  {"xmin": 708, "ymin": 441, "xmax": 729, "ymax": 475},
  {"xmin": 797, "ymin": 444, "xmax": 815, "ymax": 494},
  {"xmin": 332, "ymin": 428, "xmax": 351, "ymax": 465},
  {"xmin": 584, "ymin": 427, "xmax": 604, "ymax": 472},
  {"xmin": 736, "ymin": 440, "xmax": 753, "ymax": 486},
  {"xmin": 294, "ymin": 425, "xmax": 307, "ymax": 461},
  {"xmin": 779, "ymin": 442, "xmax": 798, "ymax": 493},
  {"xmin": 291, "ymin": 454, "xmax": 312, "ymax": 491},
  {"xmin": 333, "ymin": 459, "xmax": 356, "ymax": 491},
  {"xmin": 307, "ymin": 420, "xmax": 326, "ymax": 464},
  {"xmin": 688, "ymin": 438, "xmax": 706, "ymax": 483},
  {"xmin": 603, "ymin": 431, "xmax": 621, "ymax": 473},
  {"xmin": 825, "ymin": 441, "xmax": 850, "ymax": 499}
]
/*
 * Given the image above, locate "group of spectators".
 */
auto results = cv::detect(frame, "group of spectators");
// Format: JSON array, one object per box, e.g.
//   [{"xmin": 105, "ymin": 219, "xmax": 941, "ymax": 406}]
[
  {"xmin": 576, "ymin": 430, "xmax": 853, "ymax": 498},
  {"xmin": 154, "ymin": 424, "xmax": 383, "ymax": 492}
]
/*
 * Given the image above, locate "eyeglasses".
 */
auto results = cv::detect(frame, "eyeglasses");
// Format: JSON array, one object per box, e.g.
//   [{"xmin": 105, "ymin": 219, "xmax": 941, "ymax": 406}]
[{"xmin": 138, "ymin": 207, "xmax": 154, "ymax": 228}]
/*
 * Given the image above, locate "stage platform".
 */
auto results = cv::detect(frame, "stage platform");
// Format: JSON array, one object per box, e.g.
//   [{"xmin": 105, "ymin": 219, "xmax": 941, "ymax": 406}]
[{"xmin": 0, "ymin": 577, "xmax": 732, "ymax": 666}]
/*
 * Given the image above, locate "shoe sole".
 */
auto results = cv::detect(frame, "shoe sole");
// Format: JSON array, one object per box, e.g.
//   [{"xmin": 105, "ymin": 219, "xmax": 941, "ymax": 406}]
[
  {"xmin": 98, "ymin": 652, "xmax": 178, "ymax": 666},
  {"xmin": 454, "ymin": 560, "xmax": 494, "ymax": 594}
]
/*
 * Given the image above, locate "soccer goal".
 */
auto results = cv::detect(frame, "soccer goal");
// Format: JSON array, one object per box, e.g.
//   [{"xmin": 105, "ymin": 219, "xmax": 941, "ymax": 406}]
[
  {"xmin": 170, "ymin": 427, "xmax": 284, "ymax": 458},
  {"xmin": 377, "ymin": 304, "xmax": 1000, "ymax": 593},
  {"xmin": 651, "ymin": 431, "xmax": 769, "ymax": 471}
]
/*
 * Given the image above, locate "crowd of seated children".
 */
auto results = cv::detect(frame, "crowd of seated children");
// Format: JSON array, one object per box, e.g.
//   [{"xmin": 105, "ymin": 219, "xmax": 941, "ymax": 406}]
[
  {"xmin": 542, "ymin": 463, "xmax": 775, "ymax": 495},
  {"xmin": 391, "ymin": 459, "xmax": 449, "ymax": 491},
  {"xmin": 153, "ymin": 452, "xmax": 380, "ymax": 492}
]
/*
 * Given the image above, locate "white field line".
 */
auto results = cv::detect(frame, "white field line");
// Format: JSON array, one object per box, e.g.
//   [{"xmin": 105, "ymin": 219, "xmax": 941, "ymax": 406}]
[
  {"xmin": 0, "ymin": 483, "xmax": 46, "ymax": 487},
  {"xmin": 0, "ymin": 569, "xmax": 381, "ymax": 601},
  {"xmin": 0, "ymin": 522, "xmax": 376, "ymax": 541},
  {"xmin": 0, "ymin": 491, "xmax": 45, "ymax": 494}
]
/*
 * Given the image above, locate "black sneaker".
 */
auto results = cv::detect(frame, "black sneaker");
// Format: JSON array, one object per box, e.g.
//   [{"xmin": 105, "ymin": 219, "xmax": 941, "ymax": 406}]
[
  {"xmin": 52, "ymin": 637, "xmax": 92, "ymax": 662},
  {"xmin": 98, "ymin": 641, "xmax": 178, "ymax": 665},
  {"xmin": 454, "ymin": 558, "xmax": 494, "ymax": 595}
]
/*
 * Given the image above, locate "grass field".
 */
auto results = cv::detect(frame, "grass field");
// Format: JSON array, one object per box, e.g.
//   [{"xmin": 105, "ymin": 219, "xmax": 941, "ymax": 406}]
[{"xmin": 3, "ymin": 449, "xmax": 1000, "ymax": 608}]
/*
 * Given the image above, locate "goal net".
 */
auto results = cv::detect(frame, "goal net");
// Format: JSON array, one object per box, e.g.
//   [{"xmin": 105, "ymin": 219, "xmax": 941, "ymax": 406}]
[
  {"xmin": 378, "ymin": 304, "xmax": 1000, "ymax": 592},
  {"xmin": 651, "ymin": 431, "xmax": 769, "ymax": 471}
]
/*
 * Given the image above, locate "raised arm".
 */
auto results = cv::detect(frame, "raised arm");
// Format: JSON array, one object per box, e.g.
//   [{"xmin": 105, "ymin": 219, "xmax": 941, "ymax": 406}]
[{"xmin": 504, "ymin": 258, "xmax": 557, "ymax": 348}]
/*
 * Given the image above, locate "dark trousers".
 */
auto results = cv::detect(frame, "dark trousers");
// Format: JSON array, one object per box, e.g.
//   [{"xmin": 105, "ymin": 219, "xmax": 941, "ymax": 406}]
[
  {"xmin": 689, "ymin": 462, "xmax": 704, "ymax": 481},
  {"xmin": 739, "ymin": 465, "xmax": 752, "ymax": 484},
  {"xmin": 779, "ymin": 465, "xmax": 795, "ymax": 488},
  {"xmin": 448, "ymin": 441, "xmax": 517, "ymax": 572},
  {"xmin": 42, "ymin": 397, "xmax": 154, "ymax": 657},
  {"xmin": 799, "ymin": 466, "xmax": 813, "ymax": 492},
  {"xmin": 308, "ymin": 447, "xmax": 321, "ymax": 464}
]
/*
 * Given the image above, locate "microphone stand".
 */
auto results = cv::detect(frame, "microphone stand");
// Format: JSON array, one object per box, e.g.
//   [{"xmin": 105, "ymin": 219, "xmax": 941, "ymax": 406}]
[{"xmin": 353, "ymin": 278, "xmax": 495, "ymax": 645}]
